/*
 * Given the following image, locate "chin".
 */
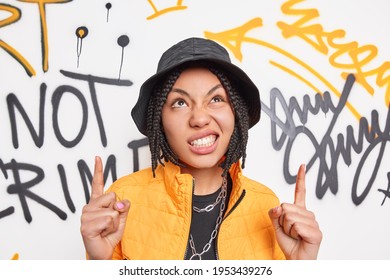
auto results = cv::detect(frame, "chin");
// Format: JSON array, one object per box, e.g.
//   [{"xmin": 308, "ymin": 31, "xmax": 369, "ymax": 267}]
[{"xmin": 179, "ymin": 158, "xmax": 223, "ymax": 171}]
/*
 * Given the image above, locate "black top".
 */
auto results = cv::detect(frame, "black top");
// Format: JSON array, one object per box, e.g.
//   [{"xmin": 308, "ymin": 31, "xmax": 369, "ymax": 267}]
[{"xmin": 185, "ymin": 176, "xmax": 232, "ymax": 260}]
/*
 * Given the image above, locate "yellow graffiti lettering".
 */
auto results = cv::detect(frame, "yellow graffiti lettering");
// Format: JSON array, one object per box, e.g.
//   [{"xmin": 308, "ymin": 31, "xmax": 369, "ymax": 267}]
[
  {"xmin": 0, "ymin": 4, "xmax": 36, "ymax": 76},
  {"xmin": 343, "ymin": 62, "xmax": 390, "ymax": 106},
  {"xmin": 17, "ymin": 0, "xmax": 71, "ymax": 72},
  {"xmin": 205, "ymin": 18, "xmax": 362, "ymax": 120},
  {"xmin": 11, "ymin": 253, "xmax": 19, "ymax": 260},
  {"xmin": 270, "ymin": 60, "xmax": 322, "ymax": 95},
  {"xmin": 146, "ymin": 0, "xmax": 187, "ymax": 20},
  {"xmin": 204, "ymin": 18, "xmax": 263, "ymax": 62},
  {"xmin": 277, "ymin": 0, "xmax": 328, "ymax": 54},
  {"xmin": 330, "ymin": 43, "xmax": 378, "ymax": 95},
  {"xmin": 327, "ymin": 29, "xmax": 379, "ymax": 96},
  {"xmin": 0, "ymin": 4, "xmax": 20, "ymax": 26},
  {"xmin": 278, "ymin": 0, "xmax": 389, "ymax": 107},
  {"xmin": 375, "ymin": 62, "xmax": 390, "ymax": 106}
]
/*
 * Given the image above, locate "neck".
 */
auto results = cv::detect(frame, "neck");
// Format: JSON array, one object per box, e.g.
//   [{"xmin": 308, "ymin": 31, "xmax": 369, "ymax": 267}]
[{"xmin": 181, "ymin": 166, "xmax": 224, "ymax": 195}]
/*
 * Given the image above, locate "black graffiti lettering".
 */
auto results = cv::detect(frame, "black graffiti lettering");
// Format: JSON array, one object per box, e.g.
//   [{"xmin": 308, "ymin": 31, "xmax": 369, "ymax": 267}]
[
  {"xmin": 78, "ymin": 154, "xmax": 117, "ymax": 203},
  {"xmin": 57, "ymin": 164, "xmax": 75, "ymax": 213},
  {"xmin": 1, "ymin": 139, "xmax": 147, "ymax": 222},
  {"xmin": 266, "ymin": 88, "xmax": 338, "ymax": 151},
  {"xmin": 0, "ymin": 206, "xmax": 14, "ymax": 220},
  {"xmin": 0, "ymin": 158, "xmax": 14, "ymax": 219},
  {"xmin": 4, "ymin": 159, "xmax": 67, "ymax": 223},
  {"xmin": 288, "ymin": 76, "xmax": 355, "ymax": 197},
  {"xmin": 262, "ymin": 85, "xmax": 343, "ymax": 188},
  {"xmin": 52, "ymin": 85, "xmax": 88, "ymax": 148},
  {"xmin": 0, "ymin": 158, "xmax": 7, "ymax": 178},
  {"xmin": 378, "ymin": 173, "xmax": 390, "ymax": 205},
  {"xmin": 7, "ymin": 84, "xmax": 47, "ymax": 148},
  {"xmin": 6, "ymin": 70, "xmax": 132, "ymax": 149},
  {"xmin": 262, "ymin": 74, "xmax": 390, "ymax": 205},
  {"xmin": 60, "ymin": 70, "xmax": 133, "ymax": 147},
  {"xmin": 78, "ymin": 160, "xmax": 92, "ymax": 204},
  {"xmin": 128, "ymin": 137, "xmax": 149, "ymax": 172},
  {"xmin": 352, "ymin": 107, "xmax": 390, "ymax": 205}
]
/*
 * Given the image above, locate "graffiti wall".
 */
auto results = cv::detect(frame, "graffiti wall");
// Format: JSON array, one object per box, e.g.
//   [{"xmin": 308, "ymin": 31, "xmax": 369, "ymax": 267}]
[{"xmin": 0, "ymin": 0, "xmax": 389, "ymax": 260}]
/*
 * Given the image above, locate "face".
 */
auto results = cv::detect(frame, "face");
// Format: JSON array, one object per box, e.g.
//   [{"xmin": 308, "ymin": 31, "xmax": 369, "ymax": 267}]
[{"xmin": 161, "ymin": 67, "xmax": 235, "ymax": 172}]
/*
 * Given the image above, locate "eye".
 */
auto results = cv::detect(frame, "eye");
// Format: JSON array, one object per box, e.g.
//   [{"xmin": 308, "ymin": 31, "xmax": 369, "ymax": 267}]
[
  {"xmin": 210, "ymin": 96, "xmax": 224, "ymax": 103},
  {"xmin": 172, "ymin": 99, "xmax": 187, "ymax": 108}
]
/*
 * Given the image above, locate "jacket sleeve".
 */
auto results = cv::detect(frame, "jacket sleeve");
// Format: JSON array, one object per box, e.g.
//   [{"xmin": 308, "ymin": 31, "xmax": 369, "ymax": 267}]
[{"xmin": 112, "ymin": 241, "xmax": 124, "ymax": 260}]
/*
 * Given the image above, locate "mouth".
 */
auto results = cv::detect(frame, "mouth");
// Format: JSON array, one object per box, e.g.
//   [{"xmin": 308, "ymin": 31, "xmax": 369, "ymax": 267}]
[{"xmin": 190, "ymin": 135, "xmax": 217, "ymax": 148}]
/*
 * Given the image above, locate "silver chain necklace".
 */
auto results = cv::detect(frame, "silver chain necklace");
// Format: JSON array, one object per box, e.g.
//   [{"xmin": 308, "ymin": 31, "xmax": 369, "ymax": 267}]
[
  {"xmin": 193, "ymin": 179, "xmax": 227, "ymax": 213},
  {"xmin": 189, "ymin": 177, "xmax": 227, "ymax": 260}
]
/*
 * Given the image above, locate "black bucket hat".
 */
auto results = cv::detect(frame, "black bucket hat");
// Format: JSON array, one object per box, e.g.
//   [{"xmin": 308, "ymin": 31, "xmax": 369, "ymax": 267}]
[{"xmin": 131, "ymin": 37, "xmax": 261, "ymax": 136}]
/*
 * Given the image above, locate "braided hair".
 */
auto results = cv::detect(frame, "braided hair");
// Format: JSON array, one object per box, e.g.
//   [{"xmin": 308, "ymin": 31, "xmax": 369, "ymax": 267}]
[{"xmin": 146, "ymin": 63, "xmax": 250, "ymax": 177}]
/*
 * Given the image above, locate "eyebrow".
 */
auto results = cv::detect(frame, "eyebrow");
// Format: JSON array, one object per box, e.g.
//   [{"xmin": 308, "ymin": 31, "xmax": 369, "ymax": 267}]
[{"xmin": 170, "ymin": 84, "xmax": 223, "ymax": 97}]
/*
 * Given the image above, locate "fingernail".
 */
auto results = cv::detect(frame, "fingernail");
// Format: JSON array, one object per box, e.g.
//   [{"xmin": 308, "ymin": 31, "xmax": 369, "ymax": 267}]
[
  {"xmin": 272, "ymin": 206, "xmax": 279, "ymax": 213},
  {"xmin": 116, "ymin": 202, "xmax": 124, "ymax": 210}
]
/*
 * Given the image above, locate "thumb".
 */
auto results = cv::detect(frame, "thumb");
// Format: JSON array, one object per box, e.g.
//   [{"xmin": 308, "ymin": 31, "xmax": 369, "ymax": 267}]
[
  {"xmin": 268, "ymin": 206, "xmax": 282, "ymax": 231},
  {"xmin": 115, "ymin": 199, "xmax": 130, "ymax": 224},
  {"xmin": 99, "ymin": 200, "xmax": 130, "ymax": 250}
]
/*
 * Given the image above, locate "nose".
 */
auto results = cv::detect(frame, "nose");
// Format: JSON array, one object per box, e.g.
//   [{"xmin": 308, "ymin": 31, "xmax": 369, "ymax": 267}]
[{"xmin": 189, "ymin": 106, "xmax": 211, "ymax": 128}]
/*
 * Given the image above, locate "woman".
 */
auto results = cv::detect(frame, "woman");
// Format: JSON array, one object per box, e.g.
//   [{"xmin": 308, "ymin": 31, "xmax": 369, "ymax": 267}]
[{"xmin": 80, "ymin": 37, "xmax": 322, "ymax": 260}]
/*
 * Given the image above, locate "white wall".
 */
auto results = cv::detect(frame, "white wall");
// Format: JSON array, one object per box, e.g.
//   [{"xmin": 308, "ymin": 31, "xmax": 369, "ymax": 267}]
[{"xmin": 0, "ymin": 0, "xmax": 389, "ymax": 260}]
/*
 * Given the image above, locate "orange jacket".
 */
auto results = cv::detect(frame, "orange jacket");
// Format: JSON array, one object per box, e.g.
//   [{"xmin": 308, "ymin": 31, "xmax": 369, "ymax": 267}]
[{"xmin": 107, "ymin": 161, "xmax": 285, "ymax": 260}]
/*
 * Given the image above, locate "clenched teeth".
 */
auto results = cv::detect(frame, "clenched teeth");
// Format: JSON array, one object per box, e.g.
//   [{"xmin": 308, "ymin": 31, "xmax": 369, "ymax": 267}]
[{"xmin": 190, "ymin": 135, "xmax": 216, "ymax": 148}]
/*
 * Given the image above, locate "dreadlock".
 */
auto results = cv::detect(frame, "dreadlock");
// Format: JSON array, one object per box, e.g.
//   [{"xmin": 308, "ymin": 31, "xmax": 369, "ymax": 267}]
[
  {"xmin": 146, "ymin": 63, "xmax": 250, "ymax": 177},
  {"xmin": 146, "ymin": 69, "xmax": 183, "ymax": 177}
]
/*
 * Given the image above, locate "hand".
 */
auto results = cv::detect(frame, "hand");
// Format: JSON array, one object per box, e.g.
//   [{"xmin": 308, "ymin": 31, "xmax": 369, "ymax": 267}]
[
  {"xmin": 268, "ymin": 164, "xmax": 322, "ymax": 259},
  {"xmin": 80, "ymin": 156, "xmax": 130, "ymax": 259}
]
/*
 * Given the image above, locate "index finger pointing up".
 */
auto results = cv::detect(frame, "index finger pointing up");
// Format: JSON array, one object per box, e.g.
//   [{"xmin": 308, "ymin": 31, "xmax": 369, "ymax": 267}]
[
  {"xmin": 90, "ymin": 156, "xmax": 104, "ymax": 201},
  {"xmin": 294, "ymin": 164, "xmax": 306, "ymax": 208}
]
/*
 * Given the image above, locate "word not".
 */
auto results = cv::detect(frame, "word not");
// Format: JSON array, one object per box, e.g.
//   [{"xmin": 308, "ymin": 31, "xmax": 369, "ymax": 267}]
[
  {"xmin": 7, "ymin": 70, "xmax": 132, "ymax": 149},
  {"xmin": 1, "ymin": 69, "xmax": 137, "ymax": 223}
]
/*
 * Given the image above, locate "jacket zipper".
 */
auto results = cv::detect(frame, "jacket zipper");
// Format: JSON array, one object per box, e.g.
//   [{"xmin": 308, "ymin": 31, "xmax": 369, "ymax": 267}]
[
  {"xmin": 183, "ymin": 178, "xmax": 195, "ymax": 260},
  {"xmin": 215, "ymin": 189, "xmax": 246, "ymax": 259}
]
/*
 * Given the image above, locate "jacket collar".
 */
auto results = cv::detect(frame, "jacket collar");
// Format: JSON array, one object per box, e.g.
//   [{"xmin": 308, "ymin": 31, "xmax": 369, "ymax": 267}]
[
  {"xmin": 154, "ymin": 161, "xmax": 194, "ymax": 203},
  {"xmin": 154, "ymin": 160, "xmax": 244, "ymax": 197},
  {"xmin": 227, "ymin": 161, "xmax": 245, "ymax": 212}
]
